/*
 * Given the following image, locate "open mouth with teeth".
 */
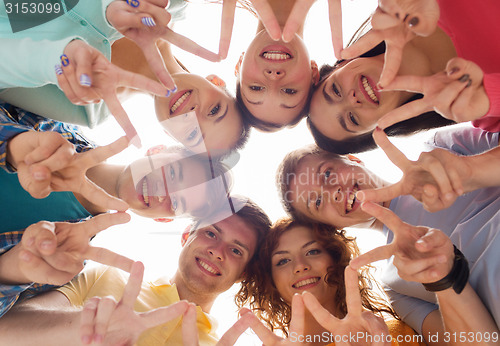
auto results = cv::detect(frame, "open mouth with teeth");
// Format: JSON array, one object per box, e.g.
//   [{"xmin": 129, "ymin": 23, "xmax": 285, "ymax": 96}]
[
  {"xmin": 346, "ymin": 183, "xmax": 359, "ymax": 213},
  {"xmin": 261, "ymin": 50, "xmax": 292, "ymax": 61},
  {"xmin": 137, "ymin": 175, "xmax": 169, "ymax": 209},
  {"xmin": 197, "ymin": 258, "xmax": 221, "ymax": 276},
  {"xmin": 292, "ymin": 277, "xmax": 320, "ymax": 289},
  {"xmin": 169, "ymin": 90, "xmax": 192, "ymax": 115},
  {"xmin": 360, "ymin": 76, "xmax": 379, "ymax": 104}
]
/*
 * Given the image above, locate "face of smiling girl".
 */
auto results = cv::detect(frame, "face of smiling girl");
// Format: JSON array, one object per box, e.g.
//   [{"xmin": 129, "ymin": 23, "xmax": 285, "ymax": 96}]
[
  {"xmin": 155, "ymin": 73, "xmax": 244, "ymax": 155},
  {"xmin": 271, "ymin": 225, "xmax": 336, "ymax": 307},
  {"xmin": 309, "ymin": 56, "xmax": 413, "ymax": 141},
  {"xmin": 236, "ymin": 30, "xmax": 318, "ymax": 129}
]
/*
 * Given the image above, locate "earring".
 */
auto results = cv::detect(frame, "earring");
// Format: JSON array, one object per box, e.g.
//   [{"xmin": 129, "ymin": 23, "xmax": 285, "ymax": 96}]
[
  {"xmin": 207, "ymin": 75, "xmax": 226, "ymax": 88},
  {"xmin": 234, "ymin": 52, "xmax": 244, "ymax": 77}
]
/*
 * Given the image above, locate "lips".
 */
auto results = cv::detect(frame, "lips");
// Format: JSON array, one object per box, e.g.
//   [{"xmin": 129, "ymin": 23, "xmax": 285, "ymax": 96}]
[
  {"xmin": 260, "ymin": 45, "xmax": 293, "ymax": 62},
  {"xmin": 169, "ymin": 90, "xmax": 192, "ymax": 116},
  {"xmin": 359, "ymin": 75, "xmax": 380, "ymax": 105},
  {"xmin": 135, "ymin": 175, "xmax": 171, "ymax": 211},
  {"xmin": 196, "ymin": 257, "xmax": 221, "ymax": 276},
  {"xmin": 292, "ymin": 276, "xmax": 320, "ymax": 289}
]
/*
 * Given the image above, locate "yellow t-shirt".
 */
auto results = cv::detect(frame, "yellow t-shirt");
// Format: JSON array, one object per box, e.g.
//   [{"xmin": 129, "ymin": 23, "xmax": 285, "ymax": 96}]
[
  {"xmin": 325, "ymin": 319, "xmax": 425, "ymax": 346},
  {"xmin": 57, "ymin": 266, "xmax": 218, "ymax": 346}
]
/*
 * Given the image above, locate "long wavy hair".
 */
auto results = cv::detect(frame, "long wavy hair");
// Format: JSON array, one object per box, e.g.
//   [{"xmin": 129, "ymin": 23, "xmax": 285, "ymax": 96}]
[{"xmin": 235, "ymin": 218, "xmax": 397, "ymax": 336}]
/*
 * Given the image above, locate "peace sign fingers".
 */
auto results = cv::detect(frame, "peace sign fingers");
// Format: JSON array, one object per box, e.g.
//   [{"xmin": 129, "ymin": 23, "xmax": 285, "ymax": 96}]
[
  {"xmin": 302, "ymin": 291, "xmax": 341, "ymax": 331},
  {"xmin": 218, "ymin": 0, "xmax": 236, "ymax": 60},
  {"xmin": 250, "ymin": 0, "xmax": 281, "ymax": 41},
  {"xmin": 344, "ymin": 266, "xmax": 363, "ymax": 318}
]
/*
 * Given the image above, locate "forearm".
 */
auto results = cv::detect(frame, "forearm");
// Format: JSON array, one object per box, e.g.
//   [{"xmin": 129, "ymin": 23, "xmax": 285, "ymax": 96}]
[
  {"xmin": 436, "ymin": 284, "xmax": 499, "ymax": 346},
  {"xmin": 463, "ymin": 145, "xmax": 500, "ymax": 192},
  {"xmin": 0, "ymin": 292, "xmax": 83, "ymax": 346},
  {"xmin": 5, "ymin": 131, "xmax": 37, "ymax": 170},
  {"xmin": 0, "ymin": 245, "xmax": 30, "ymax": 285}
]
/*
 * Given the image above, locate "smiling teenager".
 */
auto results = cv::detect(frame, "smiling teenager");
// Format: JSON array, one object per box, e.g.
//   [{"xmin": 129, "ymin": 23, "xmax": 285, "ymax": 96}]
[
  {"xmin": 308, "ymin": 0, "xmax": 500, "ymax": 154},
  {"xmin": 276, "ymin": 126, "xmax": 500, "ymax": 343},
  {"xmin": 236, "ymin": 218, "xmax": 422, "ymax": 345},
  {"xmin": 234, "ymin": 0, "xmax": 319, "ymax": 132}
]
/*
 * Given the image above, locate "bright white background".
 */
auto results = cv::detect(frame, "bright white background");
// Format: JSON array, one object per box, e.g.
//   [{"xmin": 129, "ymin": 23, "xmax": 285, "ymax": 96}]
[{"xmin": 84, "ymin": 0, "xmax": 437, "ymax": 343}]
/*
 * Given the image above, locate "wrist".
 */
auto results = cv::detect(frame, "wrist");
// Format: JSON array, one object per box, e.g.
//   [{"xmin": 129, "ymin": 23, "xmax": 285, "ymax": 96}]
[
  {"xmin": 422, "ymin": 245, "xmax": 469, "ymax": 294},
  {"xmin": 6, "ymin": 131, "xmax": 35, "ymax": 170},
  {"xmin": 0, "ymin": 245, "xmax": 31, "ymax": 285}
]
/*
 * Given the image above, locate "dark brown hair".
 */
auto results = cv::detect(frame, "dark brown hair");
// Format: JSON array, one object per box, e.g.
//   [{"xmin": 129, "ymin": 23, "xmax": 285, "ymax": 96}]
[{"xmin": 235, "ymin": 218, "xmax": 397, "ymax": 336}]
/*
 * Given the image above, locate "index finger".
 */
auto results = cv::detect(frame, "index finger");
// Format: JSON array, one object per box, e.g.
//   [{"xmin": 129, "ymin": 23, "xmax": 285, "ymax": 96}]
[
  {"xmin": 121, "ymin": 261, "xmax": 145, "ymax": 307},
  {"xmin": 87, "ymin": 246, "xmax": 135, "ymax": 273},
  {"xmin": 76, "ymin": 178, "xmax": 129, "ymax": 212},
  {"xmin": 282, "ymin": 0, "xmax": 315, "ymax": 43},
  {"xmin": 372, "ymin": 128, "xmax": 411, "ymax": 171},
  {"xmin": 302, "ymin": 291, "xmax": 340, "ymax": 330},
  {"xmin": 78, "ymin": 136, "xmax": 130, "ymax": 169},
  {"xmin": 327, "ymin": 0, "xmax": 343, "ymax": 59},
  {"xmin": 81, "ymin": 212, "xmax": 131, "ymax": 238},
  {"xmin": 377, "ymin": 98, "xmax": 429, "ymax": 130},
  {"xmin": 181, "ymin": 304, "xmax": 199, "ymax": 346},
  {"xmin": 218, "ymin": 0, "xmax": 236, "ymax": 60},
  {"xmin": 102, "ymin": 93, "xmax": 141, "ymax": 148},
  {"xmin": 139, "ymin": 41, "xmax": 176, "ymax": 90},
  {"xmin": 250, "ymin": 0, "xmax": 281, "ymax": 41},
  {"xmin": 356, "ymin": 183, "xmax": 404, "ymax": 203},
  {"xmin": 217, "ymin": 311, "xmax": 253, "ymax": 346},
  {"xmin": 344, "ymin": 266, "xmax": 362, "ymax": 317},
  {"xmin": 118, "ymin": 68, "xmax": 168, "ymax": 97},
  {"xmin": 360, "ymin": 201, "xmax": 408, "ymax": 235},
  {"xmin": 349, "ymin": 244, "xmax": 394, "ymax": 270},
  {"xmin": 379, "ymin": 40, "xmax": 408, "ymax": 88},
  {"xmin": 162, "ymin": 27, "xmax": 220, "ymax": 62},
  {"xmin": 289, "ymin": 293, "xmax": 305, "ymax": 336},
  {"xmin": 341, "ymin": 30, "xmax": 384, "ymax": 60}
]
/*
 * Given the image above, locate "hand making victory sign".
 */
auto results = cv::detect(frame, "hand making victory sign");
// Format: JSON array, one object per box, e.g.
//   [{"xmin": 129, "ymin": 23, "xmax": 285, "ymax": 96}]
[
  {"xmin": 377, "ymin": 57, "xmax": 490, "ymax": 130},
  {"xmin": 341, "ymin": 0, "xmax": 440, "ymax": 88},
  {"xmin": 356, "ymin": 128, "xmax": 473, "ymax": 212},
  {"xmin": 8, "ymin": 131, "xmax": 130, "ymax": 212},
  {"xmin": 302, "ymin": 266, "xmax": 391, "ymax": 346},
  {"xmin": 13, "ymin": 212, "xmax": 134, "ymax": 287},
  {"xmin": 79, "ymin": 261, "xmax": 190, "ymax": 345},
  {"xmin": 56, "ymin": 40, "xmax": 172, "ymax": 147}
]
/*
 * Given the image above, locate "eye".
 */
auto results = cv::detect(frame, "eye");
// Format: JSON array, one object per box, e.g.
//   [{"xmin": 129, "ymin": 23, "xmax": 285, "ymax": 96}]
[
  {"xmin": 208, "ymin": 104, "xmax": 221, "ymax": 117},
  {"xmin": 324, "ymin": 169, "xmax": 331, "ymax": 184},
  {"xmin": 276, "ymin": 258, "xmax": 290, "ymax": 266},
  {"xmin": 205, "ymin": 230, "xmax": 216, "ymax": 239},
  {"xmin": 332, "ymin": 82, "xmax": 341, "ymax": 97},
  {"xmin": 315, "ymin": 195, "xmax": 322, "ymax": 209},
  {"xmin": 348, "ymin": 112, "xmax": 359, "ymax": 126},
  {"xmin": 187, "ymin": 127, "xmax": 198, "ymax": 141},
  {"xmin": 282, "ymin": 88, "xmax": 297, "ymax": 95},
  {"xmin": 171, "ymin": 196, "xmax": 178, "ymax": 212},
  {"xmin": 169, "ymin": 165, "xmax": 175, "ymax": 180},
  {"xmin": 231, "ymin": 248, "xmax": 243, "ymax": 256},
  {"xmin": 249, "ymin": 86, "xmax": 263, "ymax": 91},
  {"xmin": 307, "ymin": 249, "xmax": 321, "ymax": 256}
]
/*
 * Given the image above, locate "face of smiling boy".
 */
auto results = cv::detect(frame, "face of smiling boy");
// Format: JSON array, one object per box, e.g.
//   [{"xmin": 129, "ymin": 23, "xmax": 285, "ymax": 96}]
[
  {"xmin": 287, "ymin": 154, "xmax": 385, "ymax": 228},
  {"xmin": 176, "ymin": 214, "xmax": 258, "ymax": 296},
  {"xmin": 115, "ymin": 152, "xmax": 210, "ymax": 219}
]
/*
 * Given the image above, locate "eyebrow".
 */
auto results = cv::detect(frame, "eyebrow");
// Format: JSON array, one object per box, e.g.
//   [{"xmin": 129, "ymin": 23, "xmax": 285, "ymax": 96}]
[
  {"xmin": 213, "ymin": 224, "xmax": 250, "ymax": 252},
  {"xmin": 244, "ymin": 94, "xmax": 298, "ymax": 109},
  {"xmin": 215, "ymin": 105, "xmax": 229, "ymax": 124},
  {"xmin": 322, "ymin": 82, "xmax": 333, "ymax": 104},
  {"xmin": 272, "ymin": 240, "xmax": 317, "ymax": 256},
  {"xmin": 338, "ymin": 115, "xmax": 356, "ymax": 134}
]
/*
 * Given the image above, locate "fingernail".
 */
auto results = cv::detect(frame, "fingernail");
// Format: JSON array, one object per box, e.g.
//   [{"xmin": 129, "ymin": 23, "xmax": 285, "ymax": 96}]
[
  {"xmin": 41, "ymin": 240, "xmax": 52, "ymax": 249},
  {"xmin": 448, "ymin": 67, "xmax": 459, "ymax": 76},
  {"xmin": 459, "ymin": 74, "xmax": 470, "ymax": 83},
  {"xmin": 60, "ymin": 54, "xmax": 70, "ymax": 67},
  {"xmin": 93, "ymin": 335, "xmax": 103, "ymax": 343},
  {"xmin": 141, "ymin": 17, "xmax": 156, "ymax": 27},
  {"xmin": 126, "ymin": 0, "xmax": 140, "ymax": 8},
  {"xmin": 130, "ymin": 135, "xmax": 142, "ymax": 149},
  {"xmin": 408, "ymin": 17, "xmax": 419, "ymax": 27},
  {"xmin": 377, "ymin": 82, "xmax": 384, "ymax": 90},
  {"xmin": 466, "ymin": 79, "xmax": 472, "ymax": 88},
  {"xmin": 79, "ymin": 74, "xmax": 91, "ymax": 87},
  {"xmin": 33, "ymin": 171, "xmax": 46, "ymax": 180},
  {"xmin": 54, "ymin": 64, "xmax": 63, "ymax": 75},
  {"xmin": 81, "ymin": 335, "xmax": 91, "ymax": 345},
  {"xmin": 171, "ymin": 86, "xmax": 177, "ymax": 93}
]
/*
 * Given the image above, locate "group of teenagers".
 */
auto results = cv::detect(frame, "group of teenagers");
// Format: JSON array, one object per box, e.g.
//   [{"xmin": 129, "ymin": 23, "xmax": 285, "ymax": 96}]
[{"xmin": 0, "ymin": 0, "xmax": 499, "ymax": 345}]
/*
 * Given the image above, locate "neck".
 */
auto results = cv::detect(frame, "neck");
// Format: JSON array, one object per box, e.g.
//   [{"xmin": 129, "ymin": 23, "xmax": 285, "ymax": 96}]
[
  {"xmin": 170, "ymin": 271, "xmax": 218, "ymax": 313},
  {"xmin": 256, "ymin": 0, "xmax": 304, "ymax": 37}
]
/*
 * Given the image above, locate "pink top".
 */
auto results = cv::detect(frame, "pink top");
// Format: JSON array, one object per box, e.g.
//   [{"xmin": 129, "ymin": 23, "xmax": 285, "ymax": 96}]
[{"xmin": 437, "ymin": 0, "xmax": 500, "ymax": 132}]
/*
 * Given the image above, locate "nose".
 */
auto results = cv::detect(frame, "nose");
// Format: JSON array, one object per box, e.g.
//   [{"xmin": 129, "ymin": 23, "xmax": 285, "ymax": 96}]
[
  {"xmin": 294, "ymin": 259, "xmax": 310, "ymax": 273},
  {"xmin": 264, "ymin": 68, "xmax": 286, "ymax": 80},
  {"xmin": 208, "ymin": 246, "xmax": 224, "ymax": 261},
  {"xmin": 347, "ymin": 89, "xmax": 362, "ymax": 107}
]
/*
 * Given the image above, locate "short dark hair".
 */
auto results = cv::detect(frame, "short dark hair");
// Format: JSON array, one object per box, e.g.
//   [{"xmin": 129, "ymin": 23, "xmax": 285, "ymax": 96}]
[{"xmin": 236, "ymin": 82, "xmax": 312, "ymax": 132}]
